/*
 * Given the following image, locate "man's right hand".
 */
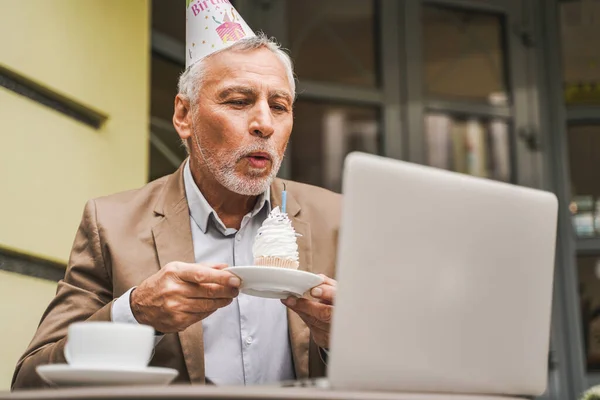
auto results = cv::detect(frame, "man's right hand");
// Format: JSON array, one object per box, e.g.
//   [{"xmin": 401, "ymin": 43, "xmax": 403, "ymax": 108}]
[{"xmin": 130, "ymin": 262, "xmax": 240, "ymax": 333}]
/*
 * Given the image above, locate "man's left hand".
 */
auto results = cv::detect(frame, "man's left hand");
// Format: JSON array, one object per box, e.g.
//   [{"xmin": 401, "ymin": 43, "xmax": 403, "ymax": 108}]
[{"xmin": 281, "ymin": 274, "xmax": 336, "ymax": 349}]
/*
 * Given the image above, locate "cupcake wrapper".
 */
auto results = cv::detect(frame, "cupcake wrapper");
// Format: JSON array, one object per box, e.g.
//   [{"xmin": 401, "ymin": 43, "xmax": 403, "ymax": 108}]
[{"xmin": 254, "ymin": 256, "xmax": 299, "ymax": 269}]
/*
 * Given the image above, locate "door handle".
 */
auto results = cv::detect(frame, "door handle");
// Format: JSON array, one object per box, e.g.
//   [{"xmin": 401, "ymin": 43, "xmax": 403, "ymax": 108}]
[{"xmin": 518, "ymin": 126, "xmax": 542, "ymax": 151}]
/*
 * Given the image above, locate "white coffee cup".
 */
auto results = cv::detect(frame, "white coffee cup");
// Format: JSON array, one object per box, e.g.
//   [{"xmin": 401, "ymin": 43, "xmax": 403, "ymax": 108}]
[{"xmin": 64, "ymin": 322, "xmax": 154, "ymax": 369}]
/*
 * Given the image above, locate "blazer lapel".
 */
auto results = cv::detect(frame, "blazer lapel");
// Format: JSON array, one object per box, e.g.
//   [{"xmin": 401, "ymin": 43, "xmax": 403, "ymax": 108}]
[
  {"xmin": 271, "ymin": 179, "xmax": 312, "ymax": 380},
  {"xmin": 152, "ymin": 164, "xmax": 206, "ymax": 383}
]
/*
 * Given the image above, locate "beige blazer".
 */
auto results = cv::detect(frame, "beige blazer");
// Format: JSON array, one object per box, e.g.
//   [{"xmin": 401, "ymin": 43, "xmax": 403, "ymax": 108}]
[{"xmin": 12, "ymin": 164, "xmax": 341, "ymax": 389}]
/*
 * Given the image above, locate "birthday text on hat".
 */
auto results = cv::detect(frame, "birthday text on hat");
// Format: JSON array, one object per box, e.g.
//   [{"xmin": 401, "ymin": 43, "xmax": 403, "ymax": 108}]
[{"xmin": 191, "ymin": 0, "xmax": 231, "ymax": 17}]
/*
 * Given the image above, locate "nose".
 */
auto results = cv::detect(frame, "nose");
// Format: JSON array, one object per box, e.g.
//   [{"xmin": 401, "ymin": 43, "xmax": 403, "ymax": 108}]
[{"xmin": 248, "ymin": 101, "xmax": 275, "ymax": 138}]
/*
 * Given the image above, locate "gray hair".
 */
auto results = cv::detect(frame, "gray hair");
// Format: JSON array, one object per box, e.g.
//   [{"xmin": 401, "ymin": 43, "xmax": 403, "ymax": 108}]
[{"xmin": 177, "ymin": 32, "xmax": 296, "ymax": 104}]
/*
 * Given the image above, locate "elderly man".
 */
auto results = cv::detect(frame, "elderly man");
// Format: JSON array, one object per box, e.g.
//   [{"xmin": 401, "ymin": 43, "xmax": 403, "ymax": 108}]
[{"xmin": 12, "ymin": 4, "xmax": 340, "ymax": 389}]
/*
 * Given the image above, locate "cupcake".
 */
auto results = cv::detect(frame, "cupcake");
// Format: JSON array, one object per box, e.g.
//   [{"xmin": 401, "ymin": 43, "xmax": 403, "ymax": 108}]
[{"xmin": 252, "ymin": 206, "xmax": 300, "ymax": 269}]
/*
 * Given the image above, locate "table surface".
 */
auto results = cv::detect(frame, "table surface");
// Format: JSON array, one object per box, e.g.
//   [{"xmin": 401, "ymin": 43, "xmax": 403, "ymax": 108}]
[{"xmin": 0, "ymin": 385, "xmax": 527, "ymax": 400}]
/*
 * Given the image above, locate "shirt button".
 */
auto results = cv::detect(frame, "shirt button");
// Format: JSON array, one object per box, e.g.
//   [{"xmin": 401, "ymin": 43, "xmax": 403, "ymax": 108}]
[
  {"xmin": 236, "ymin": 235, "xmax": 242, "ymax": 242},
  {"xmin": 245, "ymin": 336, "xmax": 253, "ymax": 345}
]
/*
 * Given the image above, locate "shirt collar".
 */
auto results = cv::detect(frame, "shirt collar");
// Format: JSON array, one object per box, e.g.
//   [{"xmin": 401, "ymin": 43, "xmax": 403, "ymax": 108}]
[{"xmin": 183, "ymin": 159, "xmax": 271, "ymax": 234}]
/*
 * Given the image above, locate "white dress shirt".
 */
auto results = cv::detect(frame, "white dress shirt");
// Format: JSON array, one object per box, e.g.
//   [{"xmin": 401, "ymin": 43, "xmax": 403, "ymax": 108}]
[{"xmin": 112, "ymin": 161, "xmax": 295, "ymax": 385}]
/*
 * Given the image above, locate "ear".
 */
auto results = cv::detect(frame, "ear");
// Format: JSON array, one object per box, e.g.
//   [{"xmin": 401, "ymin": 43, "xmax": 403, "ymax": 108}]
[{"xmin": 173, "ymin": 94, "xmax": 192, "ymax": 141}]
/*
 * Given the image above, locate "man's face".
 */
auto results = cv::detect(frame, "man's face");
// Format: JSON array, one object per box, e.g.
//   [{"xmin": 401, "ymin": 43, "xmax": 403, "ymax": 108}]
[{"xmin": 188, "ymin": 47, "xmax": 294, "ymax": 196}]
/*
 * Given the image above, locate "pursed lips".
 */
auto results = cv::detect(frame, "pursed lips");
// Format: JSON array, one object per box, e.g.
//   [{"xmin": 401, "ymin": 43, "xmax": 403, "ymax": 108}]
[{"xmin": 245, "ymin": 152, "xmax": 271, "ymax": 168}]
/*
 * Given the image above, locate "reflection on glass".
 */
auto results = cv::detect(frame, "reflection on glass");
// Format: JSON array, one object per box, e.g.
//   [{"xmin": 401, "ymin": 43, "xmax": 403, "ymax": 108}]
[
  {"xmin": 425, "ymin": 113, "xmax": 511, "ymax": 182},
  {"xmin": 152, "ymin": 0, "xmax": 186, "ymax": 43},
  {"xmin": 150, "ymin": 55, "xmax": 186, "ymax": 182},
  {"xmin": 291, "ymin": 102, "xmax": 380, "ymax": 192},
  {"xmin": 286, "ymin": 0, "xmax": 378, "ymax": 87},
  {"xmin": 568, "ymin": 125, "xmax": 600, "ymax": 237},
  {"xmin": 578, "ymin": 255, "xmax": 600, "ymax": 371},
  {"xmin": 150, "ymin": 141, "xmax": 178, "ymax": 182},
  {"xmin": 560, "ymin": 0, "xmax": 600, "ymax": 105},
  {"xmin": 151, "ymin": 56, "xmax": 183, "ymax": 121},
  {"xmin": 423, "ymin": 6, "xmax": 508, "ymax": 103},
  {"xmin": 568, "ymin": 124, "xmax": 600, "ymax": 198}
]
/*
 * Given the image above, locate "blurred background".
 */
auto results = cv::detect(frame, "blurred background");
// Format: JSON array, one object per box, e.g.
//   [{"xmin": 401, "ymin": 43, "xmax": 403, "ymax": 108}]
[{"xmin": 0, "ymin": 0, "xmax": 598, "ymax": 398}]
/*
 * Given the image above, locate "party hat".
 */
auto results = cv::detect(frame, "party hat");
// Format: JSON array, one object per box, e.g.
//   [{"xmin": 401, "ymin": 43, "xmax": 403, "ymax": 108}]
[{"xmin": 186, "ymin": 0, "xmax": 255, "ymax": 69}]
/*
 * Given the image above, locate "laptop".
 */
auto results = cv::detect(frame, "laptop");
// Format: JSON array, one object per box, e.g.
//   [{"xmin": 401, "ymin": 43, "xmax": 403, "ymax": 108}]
[{"xmin": 325, "ymin": 152, "xmax": 558, "ymax": 396}]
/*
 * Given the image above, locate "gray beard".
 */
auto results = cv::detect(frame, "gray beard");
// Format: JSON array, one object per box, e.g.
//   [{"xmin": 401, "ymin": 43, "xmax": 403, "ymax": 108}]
[{"xmin": 192, "ymin": 134, "xmax": 283, "ymax": 196}]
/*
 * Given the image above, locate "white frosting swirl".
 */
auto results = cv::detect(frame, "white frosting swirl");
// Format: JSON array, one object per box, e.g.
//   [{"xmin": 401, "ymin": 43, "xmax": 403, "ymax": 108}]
[{"xmin": 253, "ymin": 206, "xmax": 299, "ymax": 261}]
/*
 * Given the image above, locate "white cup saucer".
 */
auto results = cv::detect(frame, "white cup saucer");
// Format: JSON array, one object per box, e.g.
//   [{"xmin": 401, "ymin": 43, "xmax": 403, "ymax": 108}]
[
  {"xmin": 36, "ymin": 364, "xmax": 178, "ymax": 387},
  {"xmin": 225, "ymin": 266, "xmax": 324, "ymax": 299}
]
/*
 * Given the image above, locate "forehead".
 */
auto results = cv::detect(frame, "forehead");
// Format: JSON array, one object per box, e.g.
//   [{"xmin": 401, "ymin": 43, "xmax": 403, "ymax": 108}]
[{"xmin": 202, "ymin": 47, "xmax": 292, "ymax": 93}]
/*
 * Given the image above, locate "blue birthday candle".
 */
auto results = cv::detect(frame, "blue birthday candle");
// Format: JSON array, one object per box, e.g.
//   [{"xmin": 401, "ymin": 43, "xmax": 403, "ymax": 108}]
[{"xmin": 282, "ymin": 183, "xmax": 287, "ymax": 213}]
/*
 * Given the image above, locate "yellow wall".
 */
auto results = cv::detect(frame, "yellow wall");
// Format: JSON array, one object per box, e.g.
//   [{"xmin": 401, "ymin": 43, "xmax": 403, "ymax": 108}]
[
  {"xmin": 0, "ymin": 0, "xmax": 150, "ymax": 263},
  {"xmin": 0, "ymin": 271, "xmax": 58, "ymax": 390},
  {"xmin": 0, "ymin": 0, "xmax": 150, "ymax": 391}
]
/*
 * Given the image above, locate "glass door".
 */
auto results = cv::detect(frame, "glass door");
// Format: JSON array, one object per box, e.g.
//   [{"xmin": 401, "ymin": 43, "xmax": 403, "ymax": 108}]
[
  {"xmin": 559, "ymin": 0, "xmax": 600, "ymax": 391},
  {"xmin": 149, "ymin": 0, "xmax": 187, "ymax": 181},
  {"xmin": 422, "ymin": 4, "xmax": 512, "ymax": 181},
  {"xmin": 406, "ymin": 0, "xmax": 542, "ymax": 188}
]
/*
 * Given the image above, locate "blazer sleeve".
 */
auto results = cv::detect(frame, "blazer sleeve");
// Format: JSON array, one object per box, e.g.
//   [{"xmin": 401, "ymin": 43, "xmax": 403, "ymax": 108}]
[{"xmin": 11, "ymin": 200, "xmax": 115, "ymax": 390}]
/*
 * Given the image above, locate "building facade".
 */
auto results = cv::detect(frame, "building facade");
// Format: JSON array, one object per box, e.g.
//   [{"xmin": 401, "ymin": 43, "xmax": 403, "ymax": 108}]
[{"xmin": 0, "ymin": 0, "xmax": 150, "ymax": 390}]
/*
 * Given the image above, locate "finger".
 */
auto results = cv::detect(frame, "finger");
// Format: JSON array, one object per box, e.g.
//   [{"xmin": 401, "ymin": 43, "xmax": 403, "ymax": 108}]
[
  {"xmin": 173, "ymin": 263, "xmax": 240, "ymax": 287},
  {"xmin": 173, "ymin": 281, "xmax": 239, "ymax": 299},
  {"xmin": 292, "ymin": 308, "xmax": 331, "ymax": 332},
  {"xmin": 283, "ymin": 298, "xmax": 333, "ymax": 325},
  {"xmin": 317, "ymin": 274, "xmax": 337, "ymax": 287},
  {"xmin": 181, "ymin": 297, "xmax": 234, "ymax": 314},
  {"xmin": 197, "ymin": 265, "xmax": 241, "ymax": 287},
  {"xmin": 193, "ymin": 283, "xmax": 239, "ymax": 299},
  {"xmin": 310, "ymin": 283, "xmax": 336, "ymax": 305}
]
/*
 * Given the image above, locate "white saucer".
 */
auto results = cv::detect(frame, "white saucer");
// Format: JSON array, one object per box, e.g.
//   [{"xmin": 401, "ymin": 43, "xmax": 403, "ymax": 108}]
[
  {"xmin": 225, "ymin": 266, "xmax": 324, "ymax": 299},
  {"xmin": 36, "ymin": 364, "xmax": 178, "ymax": 387}
]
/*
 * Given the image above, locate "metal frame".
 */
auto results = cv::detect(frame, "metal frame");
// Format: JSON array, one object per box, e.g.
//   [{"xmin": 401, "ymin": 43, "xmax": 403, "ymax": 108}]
[
  {"xmin": 507, "ymin": 0, "xmax": 545, "ymax": 189},
  {"xmin": 577, "ymin": 239, "xmax": 600, "ymax": 255},
  {"xmin": 534, "ymin": 1, "xmax": 573, "ymax": 398},
  {"xmin": 380, "ymin": 0, "xmax": 404, "ymax": 160},
  {"xmin": 296, "ymin": 81, "xmax": 383, "ymax": 105},
  {"xmin": 567, "ymin": 106, "xmax": 600, "ymax": 122},
  {"xmin": 423, "ymin": 0, "xmax": 508, "ymax": 12},
  {"xmin": 400, "ymin": 0, "xmax": 425, "ymax": 164},
  {"xmin": 531, "ymin": 2, "xmax": 569, "ymax": 398},
  {"xmin": 541, "ymin": 0, "xmax": 600, "ymax": 394},
  {"xmin": 536, "ymin": 1, "xmax": 587, "ymax": 398},
  {"xmin": 426, "ymin": 100, "xmax": 512, "ymax": 119}
]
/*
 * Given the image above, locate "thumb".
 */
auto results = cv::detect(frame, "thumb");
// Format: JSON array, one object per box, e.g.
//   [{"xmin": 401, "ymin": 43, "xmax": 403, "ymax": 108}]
[{"xmin": 210, "ymin": 263, "xmax": 230, "ymax": 270}]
